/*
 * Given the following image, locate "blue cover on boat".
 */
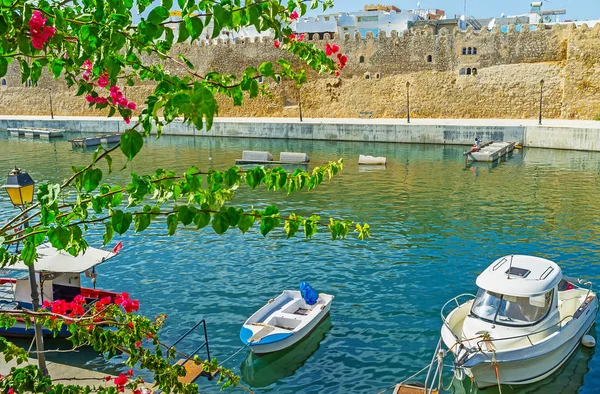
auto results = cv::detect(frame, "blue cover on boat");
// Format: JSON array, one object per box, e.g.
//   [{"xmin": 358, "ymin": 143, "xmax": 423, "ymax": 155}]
[{"xmin": 300, "ymin": 282, "xmax": 318, "ymax": 305}]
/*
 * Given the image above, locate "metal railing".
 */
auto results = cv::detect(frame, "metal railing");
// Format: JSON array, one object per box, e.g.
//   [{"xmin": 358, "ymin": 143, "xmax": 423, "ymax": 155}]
[{"xmin": 169, "ymin": 319, "xmax": 211, "ymax": 368}]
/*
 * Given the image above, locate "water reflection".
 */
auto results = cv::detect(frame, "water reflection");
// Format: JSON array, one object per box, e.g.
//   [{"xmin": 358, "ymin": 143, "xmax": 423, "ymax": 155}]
[{"xmin": 241, "ymin": 315, "xmax": 333, "ymax": 388}]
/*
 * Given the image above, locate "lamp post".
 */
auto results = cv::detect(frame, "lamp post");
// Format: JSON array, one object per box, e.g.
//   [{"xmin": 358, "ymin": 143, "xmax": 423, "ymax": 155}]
[
  {"xmin": 538, "ymin": 79, "xmax": 544, "ymax": 125},
  {"xmin": 298, "ymin": 85, "xmax": 303, "ymax": 122},
  {"xmin": 48, "ymin": 88, "xmax": 54, "ymax": 120},
  {"xmin": 3, "ymin": 168, "xmax": 48, "ymax": 377},
  {"xmin": 406, "ymin": 81, "xmax": 411, "ymax": 124}
]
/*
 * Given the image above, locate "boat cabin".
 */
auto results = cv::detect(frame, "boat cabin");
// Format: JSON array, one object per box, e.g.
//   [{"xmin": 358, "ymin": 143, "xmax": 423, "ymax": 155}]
[
  {"xmin": 0, "ymin": 243, "xmax": 117, "ymax": 309},
  {"xmin": 464, "ymin": 255, "xmax": 563, "ymax": 337}
]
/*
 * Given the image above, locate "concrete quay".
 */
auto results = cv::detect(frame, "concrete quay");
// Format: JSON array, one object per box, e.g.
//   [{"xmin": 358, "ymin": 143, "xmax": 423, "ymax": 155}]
[{"xmin": 1, "ymin": 116, "xmax": 599, "ymax": 152}]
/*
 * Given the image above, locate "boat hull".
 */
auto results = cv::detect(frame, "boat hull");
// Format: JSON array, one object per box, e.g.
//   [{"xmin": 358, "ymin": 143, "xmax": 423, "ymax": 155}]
[
  {"xmin": 0, "ymin": 321, "xmax": 71, "ymax": 338},
  {"xmin": 248, "ymin": 308, "xmax": 331, "ymax": 355},
  {"xmin": 456, "ymin": 297, "xmax": 598, "ymax": 389}
]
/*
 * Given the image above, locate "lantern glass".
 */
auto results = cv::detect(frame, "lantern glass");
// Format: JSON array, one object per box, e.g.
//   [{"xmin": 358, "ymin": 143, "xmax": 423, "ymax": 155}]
[{"xmin": 3, "ymin": 169, "xmax": 35, "ymax": 206}]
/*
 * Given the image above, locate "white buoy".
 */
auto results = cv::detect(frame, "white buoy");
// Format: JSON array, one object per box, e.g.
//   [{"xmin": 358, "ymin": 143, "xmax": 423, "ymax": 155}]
[
  {"xmin": 582, "ymin": 335, "xmax": 596, "ymax": 348},
  {"xmin": 358, "ymin": 154, "xmax": 387, "ymax": 165}
]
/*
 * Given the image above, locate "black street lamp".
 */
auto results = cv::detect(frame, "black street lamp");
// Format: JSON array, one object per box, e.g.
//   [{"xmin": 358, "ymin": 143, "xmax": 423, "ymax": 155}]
[
  {"xmin": 2, "ymin": 168, "xmax": 48, "ymax": 377},
  {"xmin": 538, "ymin": 79, "xmax": 544, "ymax": 125},
  {"xmin": 406, "ymin": 81, "xmax": 411, "ymax": 124},
  {"xmin": 298, "ymin": 85, "xmax": 303, "ymax": 122},
  {"xmin": 48, "ymin": 88, "xmax": 54, "ymax": 120}
]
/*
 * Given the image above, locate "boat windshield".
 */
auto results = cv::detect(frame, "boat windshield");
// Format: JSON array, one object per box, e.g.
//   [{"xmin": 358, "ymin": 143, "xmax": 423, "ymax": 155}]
[{"xmin": 470, "ymin": 288, "xmax": 553, "ymax": 327}]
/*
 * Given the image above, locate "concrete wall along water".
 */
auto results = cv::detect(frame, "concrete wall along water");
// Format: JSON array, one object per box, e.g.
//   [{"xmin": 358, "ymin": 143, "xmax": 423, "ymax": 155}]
[{"xmin": 0, "ymin": 23, "xmax": 599, "ymax": 121}]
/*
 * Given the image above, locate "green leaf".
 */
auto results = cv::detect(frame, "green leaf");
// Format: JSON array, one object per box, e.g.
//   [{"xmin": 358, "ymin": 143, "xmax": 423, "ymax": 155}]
[
  {"xmin": 134, "ymin": 214, "xmax": 151, "ymax": 232},
  {"xmin": 259, "ymin": 62, "xmax": 275, "ymax": 78},
  {"xmin": 178, "ymin": 205, "xmax": 196, "ymax": 226},
  {"xmin": 112, "ymin": 210, "xmax": 132, "ymax": 235},
  {"xmin": 284, "ymin": 214, "xmax": 301, "ymax": 239},
  {"xmin": 51, "ymin": 59, "xmax": 63, "ymax": 79},
  {"xmin": 47, "ymin": 227, "xmax": 71, "ymax": 249},
  {"xmin": 226, "ymin": 207, "xmax": 242, "ymax": 227},
  {"xmin": 238, "ymin": 213, "xmax": 255, "ymax": 234},
  {"xmin": 211, "ymin": 212, "xmax": 229, "ymax": 235},
  {"xmin": 194, "ymin": 210, "xmax": 211, "ymax": 229},
  {"xmin": 177, "ymin": 21, "xmax": 190, "ymax": 42},
  {"xmin": 103, "ymin": 222, "xmax": 114, "ymax": 245},
  {"xmin": 20, "ymin": 241, "xmax": 37, "ymax": 267},
  {"xmin": 260, "ymin": 206, "xmax": 280, "ymax": 237},
  {"xmin": 120, "ymin": 129, "xmax": 144, "ymax": 160},
  {"xmin": 0, "ymin": 58, "xmax": 7, "ymax": 79},
  {"xmin": 167, "ymin": 213, "xmax": 178, "ymax": 235},
  {"xmin": 184, "ymin": 16, "xmax": 204, "ymax": 41},
  {"xmin": 82, "ymin": 168, "xmax": 103, "ymax": 192},
  {"xmin": 148, "ymin": 6, "xmax": 170, "ymax": 24},
  {"xmin": 0, "ymin": 15, "xmax": 8, "ymax": 36}
]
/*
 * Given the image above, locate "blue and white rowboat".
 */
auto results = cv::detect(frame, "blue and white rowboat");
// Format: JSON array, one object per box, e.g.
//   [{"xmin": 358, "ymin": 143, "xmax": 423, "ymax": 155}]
[{"xmin": 240, "ymin": 290, "xmax": 333, "ymax": 354}]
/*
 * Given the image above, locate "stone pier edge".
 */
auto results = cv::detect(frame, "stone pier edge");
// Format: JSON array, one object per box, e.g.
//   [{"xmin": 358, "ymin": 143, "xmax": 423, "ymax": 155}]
[{"xmin": 1, "ymin": 117, "xmax": 599, "ymax": 152}]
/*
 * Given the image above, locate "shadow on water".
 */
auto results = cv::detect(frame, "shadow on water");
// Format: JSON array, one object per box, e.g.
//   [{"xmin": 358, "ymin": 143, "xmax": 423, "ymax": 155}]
[
  {"xmin": 450, "ymin": 327, "xmax": 596, "ymax": 394},
  {"xmin": 240, "ymin": 315, "xmax": 333, "ymax": 388}
]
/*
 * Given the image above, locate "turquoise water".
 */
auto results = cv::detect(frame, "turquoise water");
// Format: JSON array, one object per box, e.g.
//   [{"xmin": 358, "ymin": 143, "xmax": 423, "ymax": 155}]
[{"xmin": 1, "ymin": 133, "xmax": 600, "ymax": 394}]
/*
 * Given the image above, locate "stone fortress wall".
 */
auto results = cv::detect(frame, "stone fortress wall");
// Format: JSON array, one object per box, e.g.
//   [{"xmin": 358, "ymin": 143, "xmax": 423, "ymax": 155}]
[{"xmin": 1, "ymin": 22, "xmax": 600, "ymax": 120}]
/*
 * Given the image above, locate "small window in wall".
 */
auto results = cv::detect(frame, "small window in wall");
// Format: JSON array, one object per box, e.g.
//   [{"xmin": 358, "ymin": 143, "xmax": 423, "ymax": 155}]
[
  {"xmin": 467, "ymin": 47, "xmax": 472, "ymax": 55},
  {"xmin": 466, "ymin": 68, "xmax": 472, "ymax": 75},
  {"xmin": 1, "ymin": 79, "xmax": 6, "ymax": 86},
  {"xmin": 462, "ymin": 47, "xmax": 467, "ymax": 55},
  {"xmin": 473, "ymin": 47, "xmax": 478, "ymax": 55},
  {"xmin": 375, "ymin": 73, "xmax": 381, "ymax": 79},
  {"xmin": 365, "ymin": 73, "xmax": 371, "ymax": 80},
  {"xmin": 359, "ymin": 55, "xmax": 365, "ymax": 63},
  {"xmin": 460, "ymin": 68, "xmax": 466, "ymax": 75},
  {"xmin": 257, "ymin": 76, "xmax": 263, "ymax": 83},
  {"xmin": 472, "ymin": 68, "xmax": 478, "ymax": 76},
  {"xmin": 427, "ymin": 55, "xmax": 432, "ymax": 63},
  {"xmin": 275, "ymin": 75, "xmax": 281, "ymax": 82}
]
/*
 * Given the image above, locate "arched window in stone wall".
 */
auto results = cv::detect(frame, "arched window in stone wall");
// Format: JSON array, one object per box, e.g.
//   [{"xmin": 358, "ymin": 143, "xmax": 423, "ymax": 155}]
[
  {"xmin": 460, "ymin": 68, "xmax": 466, "ymax": 75},
  {"xmin": 472, "ymin": 68, "xmax": 478, "ymax": 76},
  {"xmin": 473, "ymin": 47, "xmax": 478, "ymax": 55},
  {"xmin": 365, "ymin": 73, "xmax": 371, "ymax": 80},
  {"xmin": 1, "ymin": 79, "xmax": 6, "ymax": 86},
  {"xmin": 275, "ymin": 75, "xmax": 281, "ymax": 83},
  {"xmin": 427, "ymin": 55, "xmax": 432, "ymax": 63},
  {"xmin": 466, "ymin": 68, "xmax": 472, "ymax": 75},
  {"xmin": 462, "ymin": 47, "xmax": 467, "ymax": 55},
  {"xmin": 375, "ymin": 72, "xmax": 381, "ymax": 79},
  {"xmin": 467, "ymin": 47, "xmax": 472, "ymax": 55},
  {"xmin": 359, "ymin": 55, "xmax": 365, "ymax": 63}
]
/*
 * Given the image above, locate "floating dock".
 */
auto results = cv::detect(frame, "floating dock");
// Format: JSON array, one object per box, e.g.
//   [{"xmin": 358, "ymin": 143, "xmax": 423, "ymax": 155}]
[
  {"xmin": 463, "ymin": 141, "xmax": 517, "ymax": 162},
  {"xmin": 69, "ymin": 133, "xmax": 121, "ymax": 147},
  {"xmin": 235, "ymin": 150, "xmax": 310, "ymax": 165},
  {"xmin": 8, "ymin": 127, "xmax": 64, "ymax": 139}
]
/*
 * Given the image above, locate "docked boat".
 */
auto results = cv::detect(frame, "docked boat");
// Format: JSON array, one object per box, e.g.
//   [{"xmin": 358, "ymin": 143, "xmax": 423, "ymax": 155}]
[
  {"xmin": 69, "ymin": 133, "xmax": 121, "ymax": 148},
  {"xmin": 440, "ymin": 255, "xmax": 598, "ymax": 389},
  {"xmin": 240, "ymin": 283, "xmax": 333, "ymax": 354},
  {"xmin": 0, "ymin": 243, "xmax": 121, "ymax": 337}
]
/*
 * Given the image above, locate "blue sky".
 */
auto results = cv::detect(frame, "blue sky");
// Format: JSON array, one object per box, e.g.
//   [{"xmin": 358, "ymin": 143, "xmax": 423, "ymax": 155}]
[{"xmin": 308, "ymin": 1, "xmax": 599, "ymax": 21}]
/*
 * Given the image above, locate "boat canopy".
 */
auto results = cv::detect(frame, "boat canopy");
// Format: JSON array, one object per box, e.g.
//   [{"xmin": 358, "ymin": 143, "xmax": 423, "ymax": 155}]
[
  {"xmin": 476, "ymin": 255, "xmax": 562, "ymax": 297},
  {"xmin": 7, "ymin": 243, "xmax": 115, "ymax": 273}
]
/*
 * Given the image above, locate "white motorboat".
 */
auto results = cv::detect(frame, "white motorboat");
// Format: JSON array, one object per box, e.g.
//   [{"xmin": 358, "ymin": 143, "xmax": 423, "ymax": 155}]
[
  {"xmin": 240, "ymin": 286, "xmax": 333, "ymax": 354},
  {"xmin": 440, "ymin": 255, "xmax": 598, "ymax": 389}
]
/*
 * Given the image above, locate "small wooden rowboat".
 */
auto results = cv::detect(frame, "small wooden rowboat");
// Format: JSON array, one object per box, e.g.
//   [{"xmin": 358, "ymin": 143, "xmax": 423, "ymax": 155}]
[{"xmin": 240, "ymin": 288, "xmax": 333, "ymax": 354}]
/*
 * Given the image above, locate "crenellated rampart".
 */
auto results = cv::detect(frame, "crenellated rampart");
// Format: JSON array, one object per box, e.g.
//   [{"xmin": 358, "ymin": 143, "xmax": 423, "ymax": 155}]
[{"xmin": 1, "ymin": 23, "xmax": 599, "ymax": 120}]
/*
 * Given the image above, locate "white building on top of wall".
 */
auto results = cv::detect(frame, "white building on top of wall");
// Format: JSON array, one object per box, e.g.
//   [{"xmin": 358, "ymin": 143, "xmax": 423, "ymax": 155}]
[{"xmin": 295, "ymin": 5, "xmax": 443, "ymax": 38}]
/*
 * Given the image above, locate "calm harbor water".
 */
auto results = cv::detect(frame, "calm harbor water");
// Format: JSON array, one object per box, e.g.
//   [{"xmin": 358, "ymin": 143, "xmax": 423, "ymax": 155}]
[{"xmin": 1, "ymin": 132, "xmax": 600, "ymax": 394}]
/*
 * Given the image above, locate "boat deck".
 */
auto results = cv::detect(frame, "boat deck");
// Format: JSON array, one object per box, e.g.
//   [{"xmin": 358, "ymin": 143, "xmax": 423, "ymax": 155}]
[{"xmin": 7, "ymin": 127, "xmax": 64, "ymax": 139}]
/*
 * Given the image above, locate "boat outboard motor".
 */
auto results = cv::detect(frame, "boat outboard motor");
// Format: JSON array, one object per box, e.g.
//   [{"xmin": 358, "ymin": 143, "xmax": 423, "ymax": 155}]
[{"xmin": 300, "ymin": 282, "xmax": 318, "ymax": 305}]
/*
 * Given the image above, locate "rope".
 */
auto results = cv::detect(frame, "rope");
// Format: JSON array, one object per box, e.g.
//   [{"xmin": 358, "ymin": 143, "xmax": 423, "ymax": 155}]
[{"xmin": 218, "ymin": 344, "xmax": 248, "ymax": 367}]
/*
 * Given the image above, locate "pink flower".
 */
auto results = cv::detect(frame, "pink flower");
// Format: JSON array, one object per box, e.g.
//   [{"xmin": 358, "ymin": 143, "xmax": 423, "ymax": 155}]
[
  {"xmin": 127, "ymin": 102, "xmax": 137, "ymax": 111},
  {"xmin": 99, "ymin": 296, "xmax": 112, "ymax": 305},
  {"xmin": 8, "ymin": 388, "xmax": 14, "ymax": 394},
  {"xmin": 73, "ymin": 294, "xmax": 86, "ymax": 304},
  {"xmin": 114, "ymin": 373, "xmax": 128, "ymax": 386},
  {"xmin": 105, "ymin": 376, "xmax": 111, "ymax": 382},
  {"xmin": 82, "ymin": 72, "xmax": 90, "ymax": 81},
  {"xmin": 124, "ymin": 117, "xmax": 131, "ymax": 125},
  {"xmin": 335, "ymin": 71, "xmax": 340, "ymax": 77},
  {"xmin": 83, "ymin": 60, "xmax": 93, "ymax": 71},
  {"xmin": 273, "ymin": 40, "xmax": 280, "ymax": 49},
  {"xmin": 98, "ymin": 73, "xmax": 109, "ymax": 88},
  {"xmin": 135, "ymin": 341, "xmax": 142, "ymax": 348},
  {"xmin": 127, "ymin": 369, "xmax": 134, "ymax": 376},
  {"xmin": 298, "ymin": 33, "xmax": 305, "ymax": 41},
  {"xmin": 331, "ymin": 44, "xmax": 340, "ymax": 54},
  {"xmin": 290, "ymin": 10, "xmax": 299, "ymax": 20},
  {"xmin": 85, "ymin": 95, "xmax": 95, "ymax": 103},
  {"xmin": 325, "ymin": 43, "xmax": 333, "ymax": 56},
  {"xmin": 29, "ymin": 11, "xmax": 55, "ymax": 50},
  {"xmin": 288, "ymin": 33, "xmax": 296, "ymax": 40}
]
